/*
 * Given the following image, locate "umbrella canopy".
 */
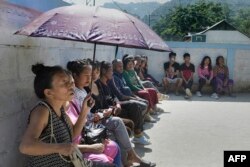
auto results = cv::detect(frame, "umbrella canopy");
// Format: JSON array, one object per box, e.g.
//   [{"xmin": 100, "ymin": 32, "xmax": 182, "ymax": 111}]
[{"xmin": 15, "ymin": 5, "xmax": 171, "ymax": 52}]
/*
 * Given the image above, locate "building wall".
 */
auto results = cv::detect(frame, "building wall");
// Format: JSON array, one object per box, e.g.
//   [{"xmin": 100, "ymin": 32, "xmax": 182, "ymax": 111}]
[{"xmin": 205, "ymin": 30, "xmax": 250, "ymax": 44}]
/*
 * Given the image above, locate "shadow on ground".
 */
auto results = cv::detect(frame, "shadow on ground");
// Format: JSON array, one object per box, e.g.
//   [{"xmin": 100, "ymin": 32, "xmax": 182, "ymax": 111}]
[{"xmin": 165, "ymin": 92, "xmax": 250, "ymax": 103}]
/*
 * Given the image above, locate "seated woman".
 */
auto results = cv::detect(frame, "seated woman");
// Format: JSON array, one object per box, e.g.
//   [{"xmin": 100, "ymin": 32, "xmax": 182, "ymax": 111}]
[
  {"xmin": 65, "ymin": 73, "xmax": 121, "ymax": 166},
  {"xmin": 213, "ymin": 56, "xmax": 235, "ymax": 97},
  {"xmin": 67, "ymin": 60, "xmax": 156, "ymax": 167},
  {"xmin": 19, "ymin": 64, "xmax": 95, "ymax": 167},
  {"xmin": 122, "ymin": 56, "xmax": 159, "ymax": 115},
  {"xmin": 140, "ymin": 56, "xmax": 161, "ymax": 87},
  {"xmin": 138, "ymin": 57, "xmax": 169, "ymax": 101},
  {"xmin": 196, "ymin": 56, "xmax": 218, "ymax": 99}
]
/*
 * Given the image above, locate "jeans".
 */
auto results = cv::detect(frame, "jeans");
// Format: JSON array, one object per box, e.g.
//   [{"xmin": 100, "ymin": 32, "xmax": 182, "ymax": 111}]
[{"xmin": 101, "ymin": 117, "xmax": 132, "ymax": 152}]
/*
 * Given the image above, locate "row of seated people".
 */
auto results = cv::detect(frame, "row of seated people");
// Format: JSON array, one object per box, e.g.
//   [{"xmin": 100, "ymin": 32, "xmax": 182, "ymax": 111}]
[
  {"xmin": 133, "ymin": 52, "xmax": 235, "ymax": 99},
  {"xmin": 19, "ymin": 54, "xmax": 165, "ymax": 167}
]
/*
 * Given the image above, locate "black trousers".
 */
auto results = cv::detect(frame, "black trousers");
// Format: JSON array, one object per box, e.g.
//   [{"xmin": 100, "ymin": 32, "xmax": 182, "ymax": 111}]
[
  {"xmin": 198, "ymin": 78, "xmax": 217, "ymax": 93},
  {"xmin": 183, "ymin": 80, "xmax": 193, "ymax": 89},
  {"xmin": 119, "ymin": 99, "xmax": 147, "ymax": 131}
]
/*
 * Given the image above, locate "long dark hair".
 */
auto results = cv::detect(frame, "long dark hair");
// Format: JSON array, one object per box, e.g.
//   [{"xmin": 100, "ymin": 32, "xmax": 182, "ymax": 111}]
[
  {"xmin": 88, "ymin": 59, "xmax": 100, "ymax": 72},
  {"xmin": 216, "ymin": 56, "xmax": 224, "ymax": 66},
  {"xmin": 67, "ymin": 59, "xmax": 91, "ymax": 76},
  {"xmin": 32, "ymin": 63, "xmax": 66, "ymax": 99},
  {"xmin": 100, "ymin": 61, "xmax": 112, "ymax": 77},
  {"xmin": 200, "ymin": 56, "xmax": 212, "ymax": 71},
  {"xmin": 122, "ymin": 55, "xmax": 134, "ymax": 70}
]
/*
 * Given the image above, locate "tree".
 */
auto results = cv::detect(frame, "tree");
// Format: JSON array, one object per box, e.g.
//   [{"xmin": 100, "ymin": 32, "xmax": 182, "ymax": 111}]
[
  {"xmin": 153, "ymin": 1, "xmax": 225, "ymax": 40},
  {"xmin": 231, "ymin": 8, "xmax": 250, "ymax": 37}
]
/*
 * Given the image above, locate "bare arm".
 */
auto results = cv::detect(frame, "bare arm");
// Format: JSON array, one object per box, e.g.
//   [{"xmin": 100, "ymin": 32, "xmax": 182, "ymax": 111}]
[
  {"xmin": 70, "ymin": 94, "xmax": 94, "ymax": 140},
  {"xmin": 19, "ymin": 106, "xmax": 75, "ymax": 156}
]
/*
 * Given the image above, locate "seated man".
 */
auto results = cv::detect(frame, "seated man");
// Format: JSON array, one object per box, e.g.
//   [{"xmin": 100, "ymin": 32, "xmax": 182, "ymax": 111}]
[
  {"xmin": 180, "ymin": 53, "xmax": 195, "ymax": 99},
  {"xmin": 163, "ymin": 52, "xmax": 183, "ymax": 95}
]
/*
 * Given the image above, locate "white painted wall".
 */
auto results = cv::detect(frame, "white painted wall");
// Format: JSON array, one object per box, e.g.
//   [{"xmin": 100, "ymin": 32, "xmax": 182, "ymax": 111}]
[
  {"xmin": 205, "ymin": 30, "xmax": 250, "ymax": 44},
  {"xmin": 234, "ymin": 49, "xmax": 250, "ymax": 90}
]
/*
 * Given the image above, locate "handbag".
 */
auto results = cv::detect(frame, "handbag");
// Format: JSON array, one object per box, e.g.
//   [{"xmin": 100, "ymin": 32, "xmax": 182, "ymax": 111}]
[
  {"xmin": 70, "ymin": 101, "xmax": 108, "ymax": 145},
  {"xmin": 83, "ymin": 123, "xmax": 108, "ymax": 144},
  {"xmin": 39, "ymin": 101, "xmax": 92, "ymax": 167}
]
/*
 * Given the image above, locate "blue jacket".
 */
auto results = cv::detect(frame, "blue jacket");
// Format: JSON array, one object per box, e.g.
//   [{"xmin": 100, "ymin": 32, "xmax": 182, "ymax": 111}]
[{"xmin": 113, "ymin": 71, "xmax": 133, "ymax": 97}]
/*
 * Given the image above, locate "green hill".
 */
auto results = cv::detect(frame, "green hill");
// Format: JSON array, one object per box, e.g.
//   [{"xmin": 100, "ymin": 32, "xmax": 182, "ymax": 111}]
[{"xmin": 148, "ymin": 0, "xmax": 250, "ymax": 27}]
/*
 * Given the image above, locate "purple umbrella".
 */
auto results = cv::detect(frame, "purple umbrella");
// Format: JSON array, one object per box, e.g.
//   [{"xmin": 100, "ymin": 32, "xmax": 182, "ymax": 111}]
[{"xmin": 15, "ymin": 5, "xmax": 171, "ymax": 59}]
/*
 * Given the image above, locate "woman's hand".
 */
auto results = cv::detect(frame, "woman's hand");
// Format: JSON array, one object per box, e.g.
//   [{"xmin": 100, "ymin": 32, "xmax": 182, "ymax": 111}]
[
  {"xmin": 113, "ymin": 104, "xmax": 122, "ymax": 116},
  {"xmin": 90, "ymin": 143, "xmax": 105, "ymax": 153},
  {"xmin": 58, "ymin": 143, "xmax": 76, "ymax": 156},
  {"xmin": 82, "ymin": 93, "xmax": 95, "ymax": 111},
  {"xmin": 103, "ymin": 108, "xmax": 113, "ymax": 118}
]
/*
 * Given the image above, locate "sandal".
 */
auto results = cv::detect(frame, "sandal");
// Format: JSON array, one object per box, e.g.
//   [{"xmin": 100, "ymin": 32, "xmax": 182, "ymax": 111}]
[{"xmin": 139, "ymin": 160, "xmax": 156, "ymax": 167}]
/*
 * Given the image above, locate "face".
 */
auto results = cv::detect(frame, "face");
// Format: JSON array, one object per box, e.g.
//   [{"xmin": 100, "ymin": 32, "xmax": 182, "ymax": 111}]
[
  {"xmin": 184, "ymin": 56, "xmax": 190, "ymax": 63},
  {"xmin": 46, "ymin": 72, "xmax": 75, "ymax": 102},
  {"xmin": 105, "ymin": 67, "xmax": 113, "ymax": 80},
  {"xmin": 126, "ymin": 61, "xmax": 134, "ymax": 70},
  {"xmin": 141, "ymin": 61, "xmax": 146, "ymax": 68},
  {"xmin": 75, "ymin": 65, "xmax": 92, "ymax": 87},
  {"xmin": 204, "ymin": 58, "xmax": 210, "ymax": 66},
  {"xmin": 134, "ymin": 59, "xmax": 141, "ymax": 67},
  {"xmin": 115, "ymin": 62, "xmax": 123, "ymax": 74},
  {"xmin": 170, "ymin": 56, "xmax": 176, "ymax": 63},
  {"xmin": 219, "ymin": 57, "xmax": 224, "ymax": 65},
  {"xmin": 92, "ymin": 68, "xmax": 100, "ymax": 82}
]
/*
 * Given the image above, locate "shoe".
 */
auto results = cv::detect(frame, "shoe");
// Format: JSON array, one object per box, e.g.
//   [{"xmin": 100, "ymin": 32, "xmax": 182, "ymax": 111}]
[
  {"xmin": 131, "ymin": 142, "xmax": 135, "ymax": 148},
  {"xmin": 149, "ymin": 108, "xmax": 158, "ymax": 115},
  {"xmin": 131, "ymin": 136, "xmax": 151, "ymax": 145},
  {"xmin": 144, "ymin": 113, "xmax": 157, "ymax": 123},
  {"xmin": 157, "ymin": 94, "xmax": 164, "ymax": 101},
  {"xmin": 184, "ymin": 95, "xmax": 189, "ymax": 99},
  {"xmin": 155, "ymin": 107, "xmax": 164, "ymax": 113},
  {"xmin": 185, "ymin": 88, "xmax": 192, "ymax": 97},
  {"xmin": 139, "ymin": 160, "xmax": 156, "ymax": 167},
  {"xmin": 196, "ymin": 91, "xmax": 202, "ymax": 97},
  {"xmin": 211, "ymin": 93, "xmax": 219, "ymax": 99},
  {"xmin": 163, "ymin": 94, "xmax": 170, "ymax": 100}
]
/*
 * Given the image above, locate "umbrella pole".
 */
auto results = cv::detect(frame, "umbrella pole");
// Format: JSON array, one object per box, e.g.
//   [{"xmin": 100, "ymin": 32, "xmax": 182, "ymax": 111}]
[
  {"xmin": 89, "ymin": 43, "xmax": 97, "ymax": 92},
  {"xmin": 93, "ymin": 43, "xmax": 97, "ymax": 62},
  {"xmin": 115, "ymin": 45, "xmax": 119, "ymax": 59}
]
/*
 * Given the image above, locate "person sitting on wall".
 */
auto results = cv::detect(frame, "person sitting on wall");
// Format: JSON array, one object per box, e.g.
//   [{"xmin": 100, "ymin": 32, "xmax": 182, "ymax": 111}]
[
  {"xmin": 139, "ymin": 56, "xmax": 162, "ymax": 87},
  {"xmin": 180, "ymin": 53, "xmax": 195, "ymax": 99},
  {"xmin": 196, "ymin": 56, "xmax": 219, "ymax": 99},
  {"xmin": 163, "ymin": 52, "xmax": 183, "ymax": 95},
  {"xmin": 213, "ymin": 55, "xmax": 235, "ymax": 97}
]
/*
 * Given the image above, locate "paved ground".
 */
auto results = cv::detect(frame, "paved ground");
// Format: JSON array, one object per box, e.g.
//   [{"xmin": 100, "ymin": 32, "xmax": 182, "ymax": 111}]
[{"xmin": 134, "ymin": 93, "xmax": 250, "ymax": 167}]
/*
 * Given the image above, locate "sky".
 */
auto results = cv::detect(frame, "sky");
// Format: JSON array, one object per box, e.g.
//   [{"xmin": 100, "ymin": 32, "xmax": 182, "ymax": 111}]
[{"xmin": 63, "ymin": 0, "xmax": 170, "ymax": 6}]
